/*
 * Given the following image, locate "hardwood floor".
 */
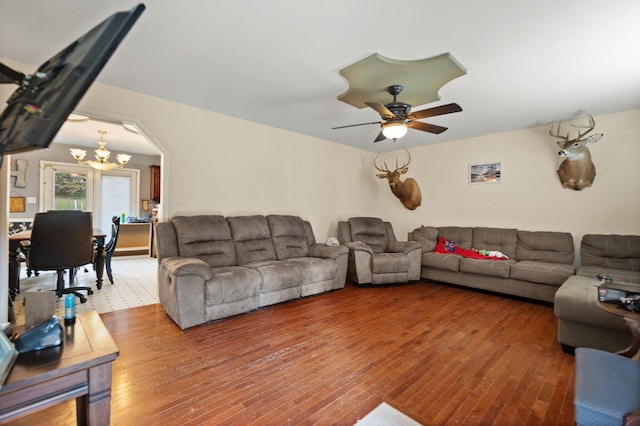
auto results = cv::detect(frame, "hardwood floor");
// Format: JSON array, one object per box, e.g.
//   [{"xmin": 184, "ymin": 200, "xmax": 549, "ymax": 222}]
[{"xmin": 10, "ymin": 281, "xmax": 576, "ymax": 425}]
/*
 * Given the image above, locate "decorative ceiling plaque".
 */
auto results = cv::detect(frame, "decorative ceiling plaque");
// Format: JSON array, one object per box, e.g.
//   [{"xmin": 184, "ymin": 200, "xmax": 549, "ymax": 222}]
[{"xmin": 338, "ymin": 52, "xmax": 467, "ymax": 109}]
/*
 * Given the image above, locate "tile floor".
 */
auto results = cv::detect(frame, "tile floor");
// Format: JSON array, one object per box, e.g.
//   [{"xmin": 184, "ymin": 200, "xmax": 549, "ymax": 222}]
[{"xmin": 12, "ymin": 255, "xmax": 158, "ymax": 324}]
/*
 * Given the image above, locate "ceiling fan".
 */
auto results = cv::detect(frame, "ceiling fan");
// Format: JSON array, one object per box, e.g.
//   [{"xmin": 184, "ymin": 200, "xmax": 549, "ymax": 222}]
[{"xmin": 332, "ymin": 84, "xmax": 462, "ymax": 143}]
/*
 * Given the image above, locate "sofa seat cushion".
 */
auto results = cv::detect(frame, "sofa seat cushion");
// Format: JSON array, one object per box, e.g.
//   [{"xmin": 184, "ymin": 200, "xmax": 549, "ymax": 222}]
[
  {"xmin": 422, "ymin": 252, "xmax": 461, "ymax": 272},
  {"xmin": 371, "ymin": 253, "xmax": 410, "ymax": 274},
  {"xmin": 246, "ymin": 260, "xmax": 302, "ymax": 292},
  {"xmin": 459, "ymin": 258, "xmax": 514, "ymax": 278},
  {"xmin": 511, "ymin": 260, "xmax": 575, "ymax": 286},
  {"xmin": 577, "ymin": 266, "xmax": 640, "ymax": 284},
  {"xmin": 286, "ymin": 257, "xmax": 336, "ymax": 284},
  {"xmin": 205, "ymin": 266, "xmax": 261, "ymax": 305}
]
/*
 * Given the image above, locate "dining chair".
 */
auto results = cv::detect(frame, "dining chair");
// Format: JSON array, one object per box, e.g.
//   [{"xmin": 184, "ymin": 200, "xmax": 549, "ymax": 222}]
[
  {"xmin": 100, "ymin": 216, "xmax": 121, "ymax": 284},
  {"xmin": 20, "ymin": 210, "xmax": 95, "ymax": 303}
]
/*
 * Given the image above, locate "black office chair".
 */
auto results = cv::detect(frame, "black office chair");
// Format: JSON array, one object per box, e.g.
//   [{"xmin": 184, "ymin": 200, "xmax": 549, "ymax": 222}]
[
  {"xmin": 20, "ymin": 211, "xmax": 95, "ymax": 303},
  {"xmin": 101, "ymin": 216, "xmax": 121, "ymax": 284}
]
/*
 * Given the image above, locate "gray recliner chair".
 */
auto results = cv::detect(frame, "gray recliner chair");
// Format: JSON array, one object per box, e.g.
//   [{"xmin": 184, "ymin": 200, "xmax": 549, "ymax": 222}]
[{"xmin": 337, "ymin": 217, "xmax": 421, "ymax": 285}]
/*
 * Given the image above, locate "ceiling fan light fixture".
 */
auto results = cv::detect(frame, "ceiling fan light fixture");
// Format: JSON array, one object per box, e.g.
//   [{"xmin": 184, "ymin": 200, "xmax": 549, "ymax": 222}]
[{"xmin": 382, "ymin": 122, "xmax": 408, "ymax": 139}]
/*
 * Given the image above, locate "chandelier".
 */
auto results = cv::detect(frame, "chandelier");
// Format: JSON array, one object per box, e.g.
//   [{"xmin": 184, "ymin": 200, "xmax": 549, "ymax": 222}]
[{"xmin": 70, "ymin": 130, "xmax": 132, "ymax": 171}]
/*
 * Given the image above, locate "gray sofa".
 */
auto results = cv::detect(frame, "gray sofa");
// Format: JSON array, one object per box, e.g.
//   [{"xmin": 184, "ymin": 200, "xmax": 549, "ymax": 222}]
[
  {"xmin": 554, "ymin": 234, "xmax": 640, "ymax": 353},
  {"xmin": 337, "ymin": 217, "xmax": 422, "ymax": 285},
  {"xmin": 408, "ymin": 226, "xmax": 576, "ymax": 303},
  {"xmin": 155, "ymin": 214, "xmax": 348, "ymax": 329}
]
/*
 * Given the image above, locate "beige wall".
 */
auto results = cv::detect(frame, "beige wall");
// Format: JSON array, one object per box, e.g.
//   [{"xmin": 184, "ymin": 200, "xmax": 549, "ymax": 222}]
[
  {"xmin": 374, "ymin": 109, "xmax": 640, "ymax": 261},
  {"xmin": 2, "ymin": 58, "xmax": 639, "ymax": 254}
]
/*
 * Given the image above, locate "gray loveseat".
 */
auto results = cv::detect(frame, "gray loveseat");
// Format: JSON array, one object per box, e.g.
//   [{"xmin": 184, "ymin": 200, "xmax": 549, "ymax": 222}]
[
  {"xmin": 156, "ymin": 214, "xmax": 348, "ymax": 329},
  {"xmin": 408, "ymin": 226, "xmax": 576, "ymax": 303},
  {"xmin": 554, "ymin": 234, "xmax": 640, "ymax": 353}
]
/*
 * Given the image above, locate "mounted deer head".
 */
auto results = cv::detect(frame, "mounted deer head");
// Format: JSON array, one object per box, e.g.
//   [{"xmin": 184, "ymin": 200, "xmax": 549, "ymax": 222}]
[
  {"xmin": 374, "ymin": 147, "xmax": 422, "ymax": 210},
  {"xmin": 549, "ymin": 113, "xmax": 603, "ymax": 191}
]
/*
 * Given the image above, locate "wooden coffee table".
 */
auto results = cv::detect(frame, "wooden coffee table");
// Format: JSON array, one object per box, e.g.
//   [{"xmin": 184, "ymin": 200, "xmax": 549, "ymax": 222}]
[{"xmin": 0, "ymin": 311, "xmax": 119, "ymax": 425}]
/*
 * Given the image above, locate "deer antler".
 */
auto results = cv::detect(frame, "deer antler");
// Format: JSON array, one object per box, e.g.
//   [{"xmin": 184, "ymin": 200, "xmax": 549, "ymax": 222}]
[
  {"xmin": 374, "ymin": 147, "xmax": 413, "ymax": 173},
  {"xmin": 397, "ymin": 147, "xmax": 411, "ymax": 170},
  {"xmin": 549, "ymin": 113, "xmax": 596, "ymax": 141},
  {"xmin": 373, "ymin": 153, "xmax": 389, "ymax": 172}
]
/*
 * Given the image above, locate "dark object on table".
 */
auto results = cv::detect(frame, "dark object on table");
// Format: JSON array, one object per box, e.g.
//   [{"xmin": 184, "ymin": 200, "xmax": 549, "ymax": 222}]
[
  {"xmin": 621, "ymin": 295, "xmax": 640, "ymax": 313},
  {"xmin": 13, "ymin": 316, "xmax": 63, "ymax": 353},
  {"xmin": 598, "ymin": 280, "xmax": 640, "ymax": 306}
]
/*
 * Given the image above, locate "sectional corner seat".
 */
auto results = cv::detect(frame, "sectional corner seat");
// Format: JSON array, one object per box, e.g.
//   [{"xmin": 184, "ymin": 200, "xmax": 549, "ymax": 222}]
[
  {"xmin": 554, "ymin": 234, "xmax": 640, "ymax": 353},
  {"xmin": 408, "ymin": 225, "xmax": 576, "ymax": 303},
  {"xmin": 155, "ymin": 214, "xmax": 348, "ymax": 329}
]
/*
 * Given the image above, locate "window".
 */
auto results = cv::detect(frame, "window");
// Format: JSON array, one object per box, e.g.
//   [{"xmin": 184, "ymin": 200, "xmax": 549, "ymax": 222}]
[{"xmin": 40, "ymin": 161, "xmax": 140, "ymax": 233}]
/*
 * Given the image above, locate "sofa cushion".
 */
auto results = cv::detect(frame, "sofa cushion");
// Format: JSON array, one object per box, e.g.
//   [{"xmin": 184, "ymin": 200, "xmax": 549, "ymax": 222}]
[
  {"xmin": 227, "ymin": 215, "xmax": 277, "ymax": 265},
  {"xmin": 510, "ymin": 260, "xmax": 575, "ymax": 286},
  {"xmin": 459, "ymin": 258, "xmax": 514, "ymax": 279},
  {"xmin": 516, "ymin": 230, "xmax": 574, "ymax": 265},
  {"xmin": 205, "ymin": 266, "xmax": 261, "ymax": 305},
  {"xmin": 472, "ymin": 227, "xmax": 518, "ymax": 260},
  {"xmin": 246, "ymin": 260, "xmax": 302, "ymax": 292},
  {"xmin": 286, "ymin": 257, "xmax": 337, "ymax": 284},
  {"xmin": 348, "ymin": 217, "xmax": 389, "ymax": 253},
  {"xmin": 438, "ymin": 227, "xmax": 473, "ymax": 249},
  {"xmin": 172, "ymin": 215, "xmax": 237, "ymax": 267},
  {"xmin": 267, "ymin": 215, "xmax": 310, "ymax": 260},
  {"xmin": 581, "ymin": 234, "xmax": 640, "ymax": 272},
  {"xmin": 408, "ymin": 226, "xmax": 438, "ymax": 252},
  {"xmin": 422, "ymin": 252, "xmax": 462, "ymax": 272}
]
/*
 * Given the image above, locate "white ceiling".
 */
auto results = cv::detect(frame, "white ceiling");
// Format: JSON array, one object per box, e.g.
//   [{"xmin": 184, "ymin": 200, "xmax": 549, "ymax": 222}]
[{"xmin": 1, "ymin": 1, "xmax": 639, "ymax": 153}]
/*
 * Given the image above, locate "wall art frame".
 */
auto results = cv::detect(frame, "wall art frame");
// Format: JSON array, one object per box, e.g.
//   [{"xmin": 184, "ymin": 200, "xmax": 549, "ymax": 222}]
[{"xmin": 469, "ymin": 162, "xmax": 502, "ymax": 184}]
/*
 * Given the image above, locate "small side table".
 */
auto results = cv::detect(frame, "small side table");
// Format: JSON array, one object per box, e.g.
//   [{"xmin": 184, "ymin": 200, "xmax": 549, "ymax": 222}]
[{"xmin": 0, "ymin": 311, "xmax": 119, "ymax": 425}]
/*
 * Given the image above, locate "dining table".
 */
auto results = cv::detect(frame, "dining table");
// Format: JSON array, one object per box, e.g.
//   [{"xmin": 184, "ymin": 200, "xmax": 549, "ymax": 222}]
[{"xmin": 8, "ymin": 228, "xmax": 107, "ymax": 300}]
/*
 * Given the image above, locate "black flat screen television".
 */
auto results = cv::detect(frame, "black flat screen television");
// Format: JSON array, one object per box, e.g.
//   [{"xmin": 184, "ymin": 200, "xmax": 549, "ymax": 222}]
[{"xmin": 0, "ymin": 3, "xmax": 145, "ymax": 160}]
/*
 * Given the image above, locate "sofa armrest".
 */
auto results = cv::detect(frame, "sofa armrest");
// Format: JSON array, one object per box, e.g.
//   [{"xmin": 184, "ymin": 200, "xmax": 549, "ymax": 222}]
[
  {"xmin": 343, "ymin": 241, "xmax": 373, "ymax": 254},
  {"xmin": 388, "ymin": 241, "xmax": 422, "ymax": 254},
  {"xmin": 160, "ymin": 257, "xmax": 213, "ymax": 280},
  {"xmin": 309, "ymin": 243, "xmax": 348, "ymax": 259}
]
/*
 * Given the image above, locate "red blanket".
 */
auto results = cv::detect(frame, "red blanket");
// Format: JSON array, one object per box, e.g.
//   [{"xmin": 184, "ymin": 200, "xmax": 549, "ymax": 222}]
[{"xmin": 433, "ymin": 237, "xmax": 507, "ymax": 260}]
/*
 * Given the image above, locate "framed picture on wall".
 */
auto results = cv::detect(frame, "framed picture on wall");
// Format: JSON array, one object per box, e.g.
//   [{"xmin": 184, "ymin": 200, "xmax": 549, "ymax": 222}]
[
  {"xmin": 9, "ymin": 197, "xmax": 25, "ymax": 213},
  {"xmin": 469, "ymin": 162, "xmax": 502, "ymax": 184}
]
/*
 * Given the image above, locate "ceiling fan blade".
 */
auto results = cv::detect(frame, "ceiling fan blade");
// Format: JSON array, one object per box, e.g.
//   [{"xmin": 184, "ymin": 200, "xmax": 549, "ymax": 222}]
[
  {"xmin": 365, "ymin": 101, "xmax": 396, "ymax": 119},
  {"xmin": 408, "ymin": 121, "xmax": 448, "ymax": 134},
  {"xmin": 332, "ymin": 121, "xmax": 381, "ymax": 130},
  {"xmin": 373, "ymin": 131, "xmax": 386, "ymax": 142},
  {"xmin": 408, "ymin": 103, "xmax": 462, "ymax": 120}
]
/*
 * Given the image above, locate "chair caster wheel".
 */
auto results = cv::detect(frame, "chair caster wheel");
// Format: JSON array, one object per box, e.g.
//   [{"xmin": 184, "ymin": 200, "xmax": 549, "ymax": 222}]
[
  {"xmin": 79, "ymin": 296, "xmax": 87, "ymax": 304},
  {"xmin": 88, "ymin": 289, "xmax": 94, "ymax": 295}
]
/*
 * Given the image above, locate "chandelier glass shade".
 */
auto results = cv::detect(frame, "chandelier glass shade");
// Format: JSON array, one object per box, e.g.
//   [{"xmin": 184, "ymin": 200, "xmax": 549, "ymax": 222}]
[
  {"xmin": 70, "ymin": 130, "xmax": 132, "ymax": 171},
  {"xmin": 381, "ymin": 122, "xmax": 408, "ymax": 139}
]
